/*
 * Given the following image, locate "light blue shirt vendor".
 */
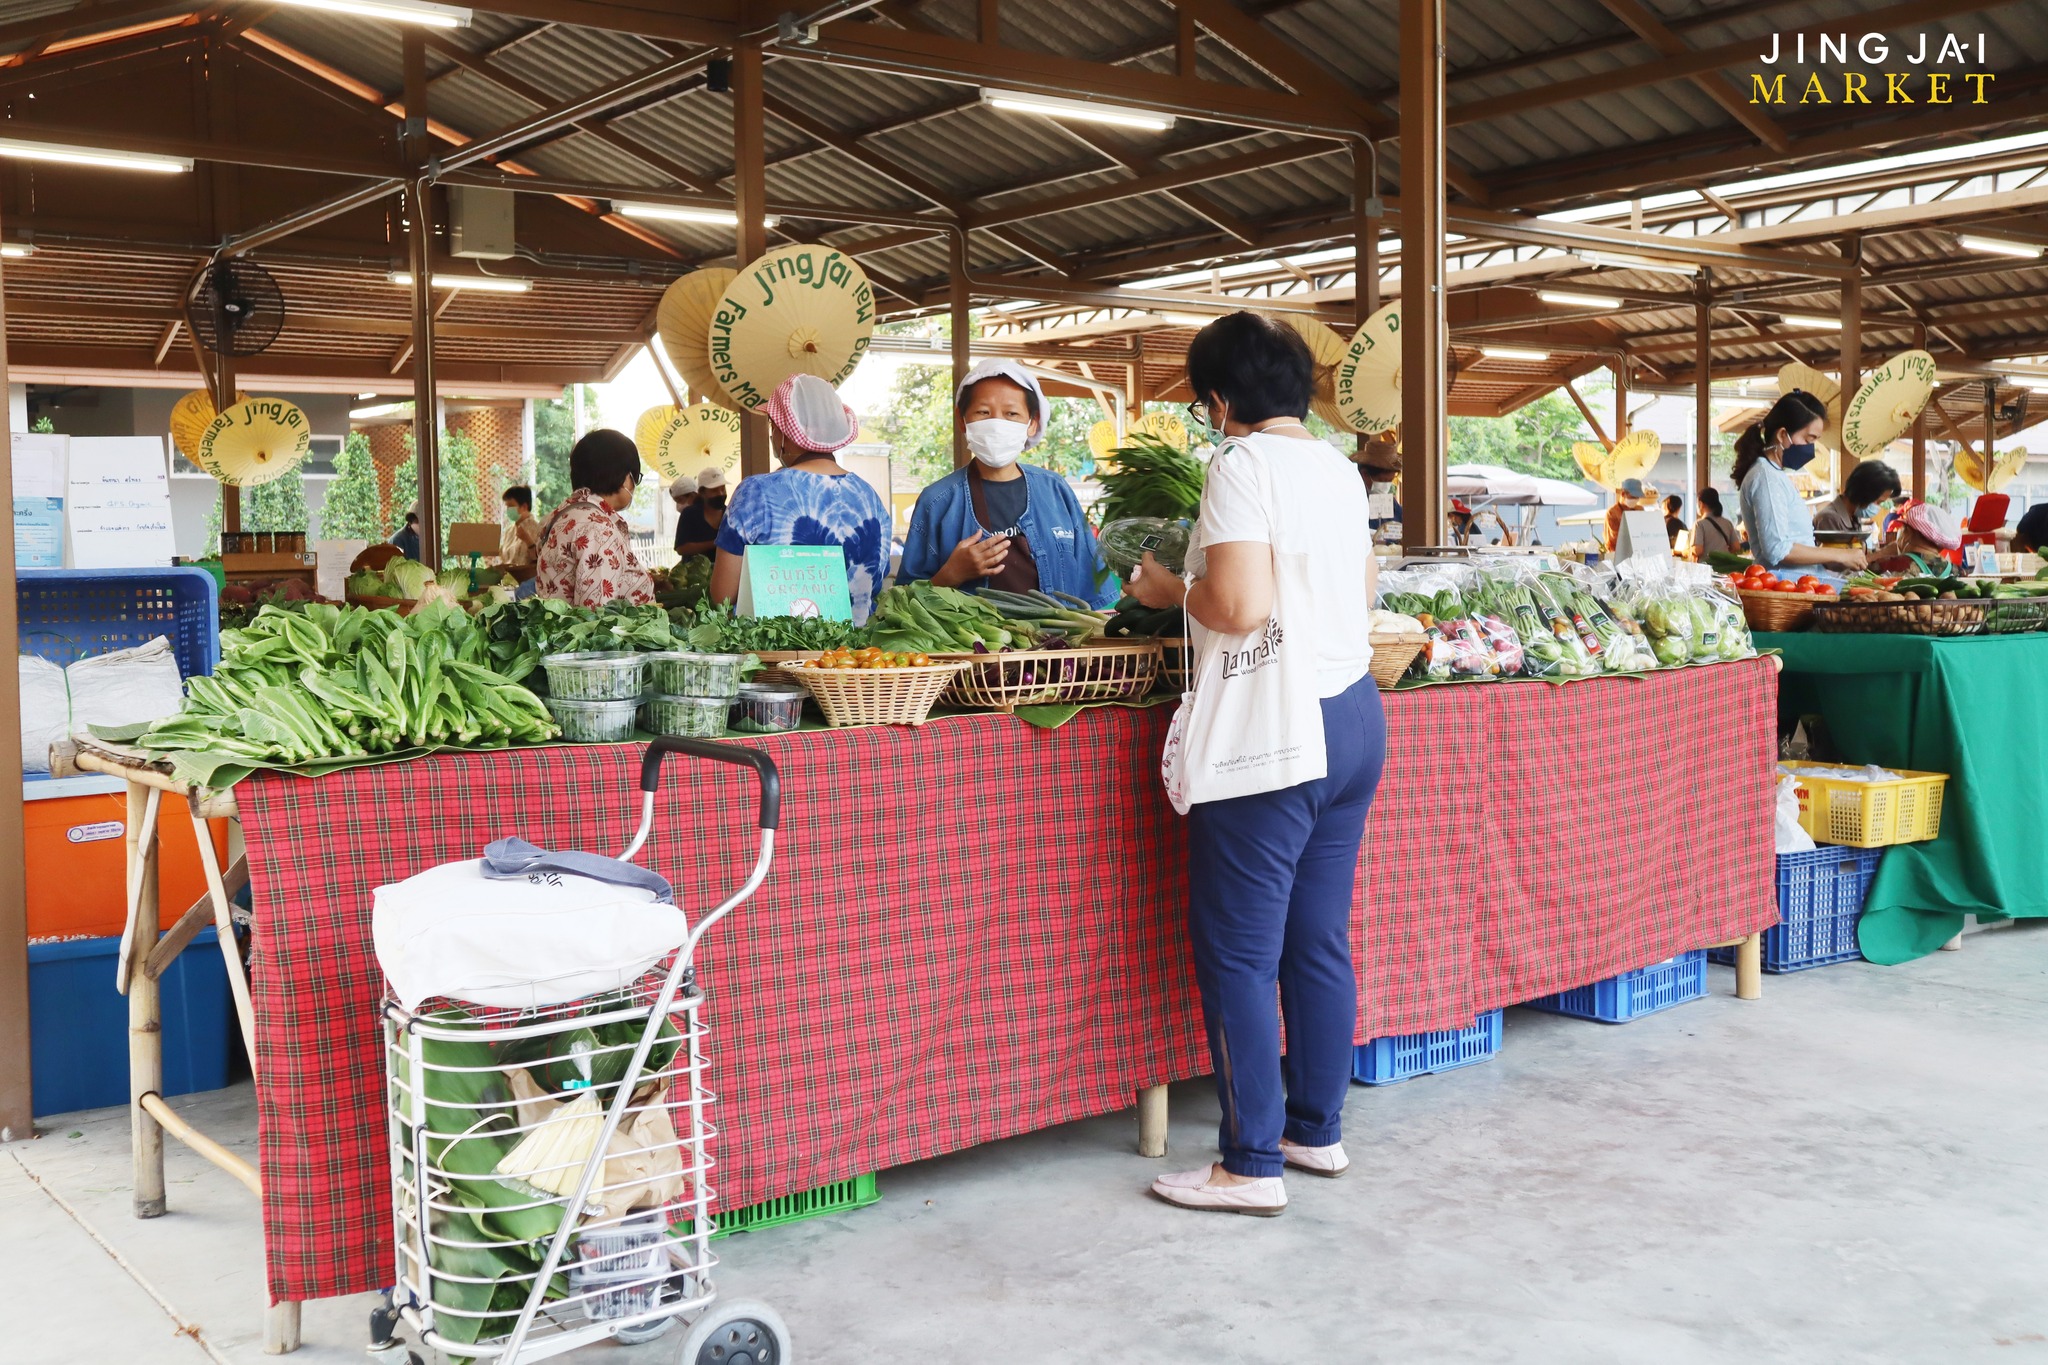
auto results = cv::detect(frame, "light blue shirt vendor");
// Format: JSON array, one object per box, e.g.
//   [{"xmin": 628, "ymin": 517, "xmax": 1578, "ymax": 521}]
[
  {"xmin": 1733, "ymin": 389, "xmax": 1867, "ymax": 580},
  {"xmin": 899, "ymin": 358, "xmax": 1118, "ymax": 609}
]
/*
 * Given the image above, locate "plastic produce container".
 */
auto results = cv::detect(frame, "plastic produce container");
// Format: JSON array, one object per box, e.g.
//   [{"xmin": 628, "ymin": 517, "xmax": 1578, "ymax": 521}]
[
  {"xmin": 641, "ymin": 695, "xmax": 727, "ymax": 738},
  {"xmin": 540, "ymin": 651, "xmax": 646, "ymax": 701},
  {"xmin": 27, "ymin": 928, "xmax": 233, "ymax": 1117},
  {"xmin": 572, "ymin": 1212, "xmax": 669, "ymax": 1324},
  {"xmin": 1524, "ymin": 951, "xmax": 1707, "ymax": 1023},
  {"xmin": 645, "ymin": 651, "xmax": 748, "ymax": 699},
  {"xmin": 1709, "ymin": 846, "xmax": 1883, "ymax": 973},
  {"xmin": 1353, "ymin": 1010, "xmax": 1502, "ymax": 1085},
  {"xmin": 545, "ymin": 696, "xmax": 639, "ymax": 743},
  {"xmin": 728, "ymin": 683, "xmax": 806, "ymax": 734}
]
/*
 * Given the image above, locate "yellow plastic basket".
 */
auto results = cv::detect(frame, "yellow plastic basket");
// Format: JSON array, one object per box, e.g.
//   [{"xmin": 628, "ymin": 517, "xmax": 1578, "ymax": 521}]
[{"xmin": 1781, "ymin": 762, "xmax": 1949, "ymax": 848}]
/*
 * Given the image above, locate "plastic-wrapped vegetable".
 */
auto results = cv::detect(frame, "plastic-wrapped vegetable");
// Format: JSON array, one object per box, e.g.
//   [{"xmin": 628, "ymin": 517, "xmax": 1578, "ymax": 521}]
[
  {"xmin": 1525, "ymin": 576, "xmax": 1601, "ymax": 676},
  {"xmin": 1380, "ymin": 573, "xmax": 1494, "ymax": 681}
]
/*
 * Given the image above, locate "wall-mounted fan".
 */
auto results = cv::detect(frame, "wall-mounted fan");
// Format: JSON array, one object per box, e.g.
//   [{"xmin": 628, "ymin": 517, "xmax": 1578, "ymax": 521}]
[{"xmin": 186, "ymin": 259, "xmax": 285, "ymax": 357}]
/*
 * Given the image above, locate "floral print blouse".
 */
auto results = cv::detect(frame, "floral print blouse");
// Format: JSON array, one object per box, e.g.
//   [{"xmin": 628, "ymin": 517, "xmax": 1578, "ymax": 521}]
[{"xmin": 535, "ymin": 490, "xmax": 655, "ymax": 609}]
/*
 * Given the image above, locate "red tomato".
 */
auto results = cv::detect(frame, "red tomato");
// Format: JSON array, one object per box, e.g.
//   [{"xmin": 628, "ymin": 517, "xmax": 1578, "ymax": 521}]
[{"xmin": 1796, "ymin": 575, "xmax": 1819, "ymax": 590}]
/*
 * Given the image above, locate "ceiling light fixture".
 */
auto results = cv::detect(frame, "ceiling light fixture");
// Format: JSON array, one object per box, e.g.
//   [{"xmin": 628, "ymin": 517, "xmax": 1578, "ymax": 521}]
[
  {"xmin": 389, "ymin": 271, "xmax": 529, "ymax": 292},
  {"xmin": 265, "ymin": 0, "xmax": 471, "ymax": 27},
  {"xmin": 2011, "ymin": 376, "xmax": 2048, "ymax": 392},
  {"xmin": 1538, "ymin": 290, "xmax": 1621, "ymax": 309},
  {"xmin": 1576, "ymin": 250, "xmax": 1699, "ymax": 277},
  {"xmin": 613, "ymin": 202, "xmax": 780, "ymax": 229},
  {"xmin": 1779, "ymin": 313, "xmax": 1843, "ymax": 330},
  {"xmin": 349, "ymin": 402, "xmax": 410, "ymax": 420},
  {"xmin": 1959, "ymin": 234, "xmax": 2045, "ymax": 259},
  {"xmin": 1481, "ymin": 346, "xmax": 1551, "ymax": 361},
  {"xmin": 0, "ymin": 136, "xmax": 191, "ymax": 173},
  {"xmin": 0, "ymin": 243, "xmax": 33, "ymax": 258},
  {"xmin": 980, "ymin": 89, "xmax": 1173, "ymax": 132}
]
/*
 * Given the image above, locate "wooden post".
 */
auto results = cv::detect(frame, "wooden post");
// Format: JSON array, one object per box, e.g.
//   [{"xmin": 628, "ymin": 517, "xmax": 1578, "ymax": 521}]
[
  {"xmin": 1615, "ymin": 355, "xmax": 1630, "ymax": 440},
  {"xmin": 733, "ymin": 42, "xmax": 771, "ymax": 479},
  {"xmin": 1840, "ymin": 234, "xmax": 1862, "ymax": 486},
  {"xmin": 1911, "ymin": 324, "xmax": 1928, "ymax": 499},
  {"xmin": 1136, "ymin": 1083, "xmax": 1168, "ymax": 1158},
  {"xmin": 125, "ymin": 783, "xmax": 166, "ymax": 1217},
  {"xmin": 1354, "ymin": 140, "xmax": 1379, "ymax": 458},
  {"xmin": 951, "ymin": 229, "xmax": 971, "ymax": 468},
  {"xmin": 1695, "ymin": 281, "xmax": 1712, "ymax": 499},
  {"xmin": 1984, "ymin": 378, "xmax": 1999, "ymax": 483},
  {"xmin": 1735, "ymin": 933, "xmax": 1762, "ymax": 1001},
  {"xmin": 1398, "ymin": 0, "xmax": 1446, "ymax": 550},
  {"xmin": 0, "ymin": 192, "xmax": 30, "ymax": 1144},
  {"xmin": 403, "ymin": 33, "xmax": 441, "ymax": 570}
]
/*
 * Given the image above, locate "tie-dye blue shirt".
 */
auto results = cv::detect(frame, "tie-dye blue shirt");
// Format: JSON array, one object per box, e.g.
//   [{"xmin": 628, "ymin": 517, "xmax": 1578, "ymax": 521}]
[{"xmin": 714, "ymin": 465, "xmax": 890, "ymax": 623}]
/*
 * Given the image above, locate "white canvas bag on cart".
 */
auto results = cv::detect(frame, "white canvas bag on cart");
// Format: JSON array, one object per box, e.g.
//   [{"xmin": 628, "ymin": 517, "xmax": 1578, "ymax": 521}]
[{"xmin": 1161, "ymin": 436, "xmax": 1326, "ymax": 814}]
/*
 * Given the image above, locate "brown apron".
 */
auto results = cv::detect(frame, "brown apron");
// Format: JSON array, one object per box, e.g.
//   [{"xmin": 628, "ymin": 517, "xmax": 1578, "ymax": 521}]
[{"xmin": 967, "ymin": 464, "xmax": 1039, "ymax": 595}]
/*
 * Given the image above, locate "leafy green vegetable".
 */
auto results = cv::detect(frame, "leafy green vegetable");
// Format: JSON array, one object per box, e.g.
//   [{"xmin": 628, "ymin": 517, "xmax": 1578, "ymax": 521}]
[
  {"xmin": 868, "ymin": 582, "xmax": 1040, "ymax": 653},
  {"xmin": 1095, "ymin": 434, "xmax": 1205, "ymax": 524},
  {"xmin": 477, "ymin": 598, "xmax": 678, "ymax": 684},
  {"xmin": 1098, "ymin": 518, "xmax": 1190, "ymax": 579},
  {"xmin": 673, "ymin": 602, "xmax": 870, "ymax": 653},
  {"xmin": 385, "ymin": 558, "xmax": 437, "ymax": 601}
]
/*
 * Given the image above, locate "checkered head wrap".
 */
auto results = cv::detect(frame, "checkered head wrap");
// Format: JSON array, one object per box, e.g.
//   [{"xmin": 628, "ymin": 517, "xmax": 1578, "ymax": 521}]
[{"xmin": 766, "ymin": 373, "xmax": 860, "ymax": 453}]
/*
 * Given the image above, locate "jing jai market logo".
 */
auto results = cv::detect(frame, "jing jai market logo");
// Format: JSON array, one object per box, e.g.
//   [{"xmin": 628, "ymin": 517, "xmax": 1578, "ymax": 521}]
[{"xmin": 1748, "ymin": 32, "xmax": 1994, "ymax": 105}]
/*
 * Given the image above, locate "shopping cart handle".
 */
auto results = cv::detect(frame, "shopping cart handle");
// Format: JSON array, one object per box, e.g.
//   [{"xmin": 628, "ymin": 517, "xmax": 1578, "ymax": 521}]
[{"xmin": 639, "ymin": 736, "xmax": 781, "ymax": 830}]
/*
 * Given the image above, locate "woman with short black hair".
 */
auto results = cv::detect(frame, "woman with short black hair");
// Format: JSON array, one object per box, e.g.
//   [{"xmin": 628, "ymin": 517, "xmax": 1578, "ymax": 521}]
[
  {"xmin": 534, "ymin": 429, "xmax": 655, "ymax": 607},
  {"xmin": 1127, "ymin": 311, "xmax": 1384, "ymax": 1217},
  {"xmin": 1813, "ymin": 459, "xmax": 1903, "ymax": 536}
]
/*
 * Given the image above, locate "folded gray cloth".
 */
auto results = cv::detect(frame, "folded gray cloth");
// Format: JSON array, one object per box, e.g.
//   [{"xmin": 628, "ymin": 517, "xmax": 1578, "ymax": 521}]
[{"xmin": 479, "ymin": 836, "xmax": 673, "ymax": 904}]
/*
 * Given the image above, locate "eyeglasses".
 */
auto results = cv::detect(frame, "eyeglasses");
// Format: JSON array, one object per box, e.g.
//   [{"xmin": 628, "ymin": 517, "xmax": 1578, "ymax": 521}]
[{"xmin": 1184, "ymin": 400, "xmax": 1215, "ymax": 431}]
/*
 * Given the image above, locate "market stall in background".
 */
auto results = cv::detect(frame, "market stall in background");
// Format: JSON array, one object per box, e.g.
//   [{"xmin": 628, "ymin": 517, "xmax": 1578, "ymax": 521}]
[{"xmin": 5, "ymin": 0, "xmax": 2048, "ymax": 1354}]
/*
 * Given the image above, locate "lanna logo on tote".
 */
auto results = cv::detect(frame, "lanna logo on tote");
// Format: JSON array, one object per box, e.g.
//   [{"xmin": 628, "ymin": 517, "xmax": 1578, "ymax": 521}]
[
  {"xmin": 193, "ymin": 397, "xmax": 313, "ymax": 487},
  {"xmin": 707, "ymin": 244, "xmax": 877, "ymax": 411}
]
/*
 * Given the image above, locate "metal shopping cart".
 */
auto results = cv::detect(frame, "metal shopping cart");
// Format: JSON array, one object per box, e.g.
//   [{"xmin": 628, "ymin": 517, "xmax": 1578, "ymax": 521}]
[{"xmin": 377, "ymin": 737, "xmax": 789, "ymax": 1364}]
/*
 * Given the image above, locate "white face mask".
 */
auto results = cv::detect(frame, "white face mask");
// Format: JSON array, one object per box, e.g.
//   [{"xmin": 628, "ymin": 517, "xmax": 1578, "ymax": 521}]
[{"xmin": 965, "ymin": 418, "xmax": 1030, "ymax": 469}]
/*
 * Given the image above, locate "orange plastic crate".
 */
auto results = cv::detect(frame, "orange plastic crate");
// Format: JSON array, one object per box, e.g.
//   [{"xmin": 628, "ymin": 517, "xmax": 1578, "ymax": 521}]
[{"xmin": 25, "ymin": 788, "xmax": 230, "ymax": 939}]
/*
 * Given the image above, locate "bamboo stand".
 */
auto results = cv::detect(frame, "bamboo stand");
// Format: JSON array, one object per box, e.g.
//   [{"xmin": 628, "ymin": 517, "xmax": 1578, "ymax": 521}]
[{"xmin": 73, "ymin": 738, "xmax": 301, "ymax": 1355}]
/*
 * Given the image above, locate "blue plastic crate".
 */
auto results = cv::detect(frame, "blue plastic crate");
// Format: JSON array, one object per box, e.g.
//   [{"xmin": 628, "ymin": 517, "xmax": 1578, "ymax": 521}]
[
  {"xmin": 1709, "ymin": 846, "xmax": 1882, "ymax": 973},
  {"xmin": 1525, "ymin": 951, "xmax": 1708, "ymax": 1023},
  {"xmin": 16, "ymin": 567, "xmax": 219, "ymax": 678},
  {"xmin": 27, "ymin": 928, "xmax": 235, "ymax": 1117},
  {"xmin": 1352, "ymin": 1010, "xmax": 1502, "ymax": 1085}
]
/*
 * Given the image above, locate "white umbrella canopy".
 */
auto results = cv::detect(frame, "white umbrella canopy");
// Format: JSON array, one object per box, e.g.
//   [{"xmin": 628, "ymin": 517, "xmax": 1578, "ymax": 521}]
[{"xmin": 1446, "ymin": 464, "xmax": 1597, "ymax": 506}]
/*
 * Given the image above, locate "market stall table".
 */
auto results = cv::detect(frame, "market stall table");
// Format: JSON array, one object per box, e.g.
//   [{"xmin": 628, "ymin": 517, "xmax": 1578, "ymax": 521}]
[
  {"xmin": 1762, "ymin": 631, "xmax": 2048, "ymax": 961},
  {"xmin": 232, "ymin": 657, "xmax": 1777, "ymax": 1310}
]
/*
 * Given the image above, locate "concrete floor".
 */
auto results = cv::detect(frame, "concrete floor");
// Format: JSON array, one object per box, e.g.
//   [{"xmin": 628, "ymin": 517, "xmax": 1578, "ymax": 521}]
[{"xmin": 8, "ymin": 922, "xmax": 2048, "ymax": 1365}]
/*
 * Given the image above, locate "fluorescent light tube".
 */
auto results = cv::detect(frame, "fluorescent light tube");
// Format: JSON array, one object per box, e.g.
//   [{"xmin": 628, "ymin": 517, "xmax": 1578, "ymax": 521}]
[
  {"xmin": 349, "ymin": 403, "xmax": 410, "ymax": 420},
  {"xmin": 1779, "ymin": 313, "xmax": 1842, "ymax": 330},
  {"xmin": 0, "ymin": 137, "xmax": 190, "ymax": 173},
  {"xmin": 0, "ymin": 243, "xmax": 32, "ymax": 258},
  {"xmin": 1482, "ymin": 346, "xmax": 1550, "ymax": 361},
  {"xmin": 1538, "ymin": 290, "xmax": 1621, "ymax": 309},
  {"xmin": 266, "ymin": 0, "xmax": 470, "ymax": 26},
  {"xmin": 613, "ymin": 202, "xmax": 780, "ymax": 229},
  {"xmin": 1960, "ymin": 235, "xmax": 2044, "ymax": 259},
  {"xmin": 981, "ymin": 89, "xmax": 1173, "ymax": 132},
  {"xmin": 389, "ymin": 272, "xmax": 529, "ymax": 292},
  {"xmin": 1577, "ymin": 251, "xmax": 1698, "ymax": 277}
]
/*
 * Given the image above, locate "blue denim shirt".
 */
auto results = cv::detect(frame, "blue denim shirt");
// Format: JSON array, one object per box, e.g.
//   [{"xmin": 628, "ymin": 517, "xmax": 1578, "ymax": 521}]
[
  {"xmin": 1738, "ymin": 458, "xmax": 1814, "ymax": 572},
  {"xmin": 899, "ymin": 463, "xmax": 1119, "ymax": 608}
]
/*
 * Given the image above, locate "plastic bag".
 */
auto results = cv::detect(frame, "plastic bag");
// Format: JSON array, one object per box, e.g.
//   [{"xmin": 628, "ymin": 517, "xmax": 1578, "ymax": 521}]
[
  {"xmin": 1378, "ymin": 571, "xmax": 1495, "ymax": 680},
  {"xmin": 18, "ymin": 655, "xmax": 67, "ymax": 775},
  {"xmin": 1514, "ymin": 568, "xmax": 1600, "ymax": 677},
  {"xmin": 1551, "ymin": 567, "xmax": 1656, "ymax": 672},
  {"xmin": 66, "ymin": 636, "xmax": 185, "ymax": 735},
  {"xmin": 1775, "ymin": 774, "xmax": 1817, "ymax": 853}
]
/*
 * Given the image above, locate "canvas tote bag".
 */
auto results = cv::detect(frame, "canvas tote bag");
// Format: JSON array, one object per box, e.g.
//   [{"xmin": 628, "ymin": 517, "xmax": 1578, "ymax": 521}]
[{"xmin": 1161, "ymin": 437, "xmax": 1326, "ymax": 814}]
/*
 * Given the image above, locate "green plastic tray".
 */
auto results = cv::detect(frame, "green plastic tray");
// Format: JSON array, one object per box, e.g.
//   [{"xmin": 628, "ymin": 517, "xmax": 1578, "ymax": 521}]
[{"xmin": 685, "ymin": 1172, "xmax": 879, "ymax": 1240}]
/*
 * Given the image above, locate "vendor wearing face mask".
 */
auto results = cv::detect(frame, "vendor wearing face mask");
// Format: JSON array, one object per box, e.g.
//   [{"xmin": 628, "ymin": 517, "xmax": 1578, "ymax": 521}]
[
  {"xmin": 899, "ymin": 358, "xmax": 1117, "ymax": 607},
  {"xmin": 1356, "ymin": 437, "xmax": 1403, "ymax": 537},
  {"xmin": 675, "ymin": 466, "xmax": 726, "ymax": 560},
  {"xmin": 1734, "ymin": 390, "xmax": 1867, "ymax": 578},
  {"xmin": 1813, "ymin": 459, "xmax": 1903, "ymax": 537}
]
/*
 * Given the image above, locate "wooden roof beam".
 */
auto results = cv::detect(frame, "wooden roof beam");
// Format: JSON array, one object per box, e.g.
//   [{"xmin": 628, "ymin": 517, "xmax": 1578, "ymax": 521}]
[
  {"xmin": 0, "ymin": 0, "xmax": 193, "ymax": 55},
  {"xmin": 967, "ymin": 138, "xmax": 1333, "ymax": 230},
  {"xmin": 427, "ymin": 0, "xmax": 734, "ymax": 46}
]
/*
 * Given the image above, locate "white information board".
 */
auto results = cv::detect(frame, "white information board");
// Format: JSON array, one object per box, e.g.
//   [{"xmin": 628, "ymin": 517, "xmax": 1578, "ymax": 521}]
[
  {"xmin": 11, "ymin": 431, "xmax": 68, "ymax": 568},
  {"xmin": 1614, "ymin": 508, "xmax": 1674, "ymax": 564},
  {"xmin": 66, "ymin": 436, "xmax": 177, "ymax": 569}
]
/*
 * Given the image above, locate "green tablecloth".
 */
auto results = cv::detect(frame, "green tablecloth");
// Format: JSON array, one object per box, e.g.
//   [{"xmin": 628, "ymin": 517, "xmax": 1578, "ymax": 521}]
[{"xmin": 1759, "ymin": 631, "xmax": 2048, "ymax": 962}]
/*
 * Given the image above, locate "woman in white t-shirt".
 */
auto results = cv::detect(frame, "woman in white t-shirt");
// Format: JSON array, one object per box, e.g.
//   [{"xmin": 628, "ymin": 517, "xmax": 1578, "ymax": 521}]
[{"xmin": 1127, "ymin": 311, "xmax": 1386, "ymax": 1217}]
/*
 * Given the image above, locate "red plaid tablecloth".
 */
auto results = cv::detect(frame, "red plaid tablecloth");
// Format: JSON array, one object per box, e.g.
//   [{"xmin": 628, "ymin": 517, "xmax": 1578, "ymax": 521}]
[{"xmin": 240, "ymin": 658, "xmax": 1777, "ymax": 1303}]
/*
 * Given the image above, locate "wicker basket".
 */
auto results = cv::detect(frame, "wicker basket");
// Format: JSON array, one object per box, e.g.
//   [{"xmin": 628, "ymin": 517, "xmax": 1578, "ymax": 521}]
[
  {"xmin": 1810, "ymin": 598, "xmax": 1987, "ymax": 637},
  {"xmin": 942, "ymin": 639, "xmax": 1162, "ymax": 712},
  {"xmin": 751, "ymin": 650, "xmax": 822, "ymax": 684},
  {"xmin": 1157, "ymin": 638, "xmax": 1191, "ymax": 695},
  {"xmin": 1737, "ymin": 587, "xmax": 1835, "ymax": 633},
  {"xmin": 794, "ymin": 662, "xmax": 967, "ymax": 727},
  {"xmin": 1982, "ymin": 597, "xmax": 2048, "ymax": 634},
  {"xmin": 1369, "ymin": 630, "xmax": 1429, "ymax": 689}
]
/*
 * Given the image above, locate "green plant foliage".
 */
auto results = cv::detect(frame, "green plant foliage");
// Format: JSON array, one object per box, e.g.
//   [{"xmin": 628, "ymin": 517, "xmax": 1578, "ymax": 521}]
[
  {"xmin": 318, "ymin": 432, "xmax": 385, "ymax": 542},
  {"xmin": 202, "ymin": 468, "xmax": 310, "ymax": 555}
]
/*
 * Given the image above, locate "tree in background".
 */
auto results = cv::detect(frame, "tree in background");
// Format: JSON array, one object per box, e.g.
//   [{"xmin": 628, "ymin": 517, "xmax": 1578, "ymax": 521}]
[
  {"xmin": 200, "ymin": 468, "xmax": 310, "ymax": 555},
  {"xmin": 384, "ymin": 428, "xmax": 486, "ymax": 554},
  {"xmin": 317, "ymin": 431, "xmax": 384, "ymax": 541},
  {"xmin": 1449, "ymin": 389, "xmax": 1598, "ymax": 482},
  {"xmin": 532, "ymin": 385, "xmax": 601, "ymax": 511}
]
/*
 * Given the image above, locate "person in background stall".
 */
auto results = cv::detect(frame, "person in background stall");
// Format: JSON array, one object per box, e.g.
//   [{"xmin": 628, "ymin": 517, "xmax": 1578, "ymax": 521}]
[
  {"xmin": 499, "ymin": 485, "xmax": 540, "ymax": 570},
  {"xmin": 2012, "ymin": 503, "xmax": 2048, "ymax": 556},
  {"xmin": 1735, "ymin": 391, "xmax": 1866, "ymax": 579},
  {"xmin": 899, "ymin": 358, "xmax": 1118, "ymax": 608},
  {"xmin": 1691, "ymin": 487, "xmax": 1742, "ymax": 560},
  {"xmin": 1662, "ymin": 493, "xmax": 1688, "ymax": 552},
  {"xmin": 709, "ymin": 374, "xmax": 891, "ymax": 624},
  {"xmin": 1603, "ymin": 479, "xmax": 1645, "ymax": 554},
  {"xmin": 533, "ymin": 429, "xmax": 654, "ymax": 608},
  {"xmin": 667, "ymin": 474, "xmax": 698, "ymax": 555},
  {"xmin": 1813, "ymin": 460, "xmax": 1903, "ymax": 538},
  {"xmin": 676, "ymin": 467, "xmax": 726, "ymax": 560},
  {"xmin": 390, "ymin": 507, "xmax": 422, "ymax": 562},
  {"xmin": 1872, "ymin": 501, "xmax": 1964, "ymax": 575},
  {"xmin": 1356, "ymin": 437, "xmax": 1403, "ymax": 540}
]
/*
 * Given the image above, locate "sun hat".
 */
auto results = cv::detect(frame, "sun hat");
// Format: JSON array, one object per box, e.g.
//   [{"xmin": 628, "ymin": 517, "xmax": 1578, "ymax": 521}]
[
  {"xmin": 1355, "ymin": 436, "xmax": 1402, "ymax": 476},
  {"xmin": 954, "ymin": 358, "xmax": 1048, "ymax": 450},
  {"xmin": 667, "ymin": 473, "xmax": 697, "ymax": 498},
  {"xmin": 1903, "ymin": 500, "xmax": 1962, "ymax": 550},
  {"xmin": 697, "ymin": 466, "xmax": 728, "ymax": 491},
  {"xmin": 1619, "ymin": 478, "xmax": 1646, "ymax": 499},
  {"xmin": 766, "ymin": 373, "xmax": 860, "ymax": 453}
]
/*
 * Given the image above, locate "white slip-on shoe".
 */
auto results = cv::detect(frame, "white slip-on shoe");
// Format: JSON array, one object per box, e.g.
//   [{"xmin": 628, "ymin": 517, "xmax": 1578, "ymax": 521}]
[
  {"xmin": 1279, "ymin": 1138, "xmax": 1349, "ymax": 1178},
  {"xmin": 1149, "ymin": 1164, "xmax": 1287, "ymax": 1217}
]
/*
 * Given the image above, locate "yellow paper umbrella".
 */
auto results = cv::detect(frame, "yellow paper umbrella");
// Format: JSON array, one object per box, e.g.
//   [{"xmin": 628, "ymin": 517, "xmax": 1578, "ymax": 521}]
[
  {"xmin": 192, "ymin": 397, "xmax": 312, "ymax": 487},
  {"xmin": 647, "ymin": 403, "xmax": 743, "ymax": 483},
  {"xmin": 1275, "ymin": 313, "xmax": 1349, "ymax": 430},
  {"xmin": 1335, "ymin": 303, "xmax": 1402, "ymax": 435},
  {"xmin": 1957, "ymin": 442, "xmax": 2027, "ymax": 493},
  {"xmin": 707, "ymin": 244, "xmax": 876, "ymax": 412},
  {"xmin": 1571, "ymin": 427, "xmax": 1660, "ymax": 490},
  {"xmin": 1087, "ymin": 418, "xmax": 1120, "ymax": 465},
  {"xmin": 657, "ymin": 269, "xmax": 739, "ymax": 412},
  {"xmin": 169, "ymin": 388, "xmax": 249, "ymax": 462},
  {"xmin": 634, "ymin": 404, "xmax": 683, "ymax": 462},
  {"xmin": 1842, "ymin": 349, "xmax": 1937, "ymax": 459},
  {"xmin": 1130, "ymin": 410, "xmax": 1189, "ymax": 451},
  {"xmin": 1777, "ymin": 360, "xmax": 1844, "ymax": 436}
]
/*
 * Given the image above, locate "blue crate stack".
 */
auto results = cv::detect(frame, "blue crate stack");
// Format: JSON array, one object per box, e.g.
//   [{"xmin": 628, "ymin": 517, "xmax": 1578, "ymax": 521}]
[
  {"xmin": 16, "ymin": 566, "xmax": 220, "ymax": 678},
  {"xmin": 1709, "ymin": 846, "xmax": 1883, "ymax": 973},
  {"xmin": 1524, "ymin": 951, "xmax": 1708, "ymax": 1023},
  {"xmin": 1353, "ymin": 1010, "xmax": 1503, "ymax": 1085}
]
